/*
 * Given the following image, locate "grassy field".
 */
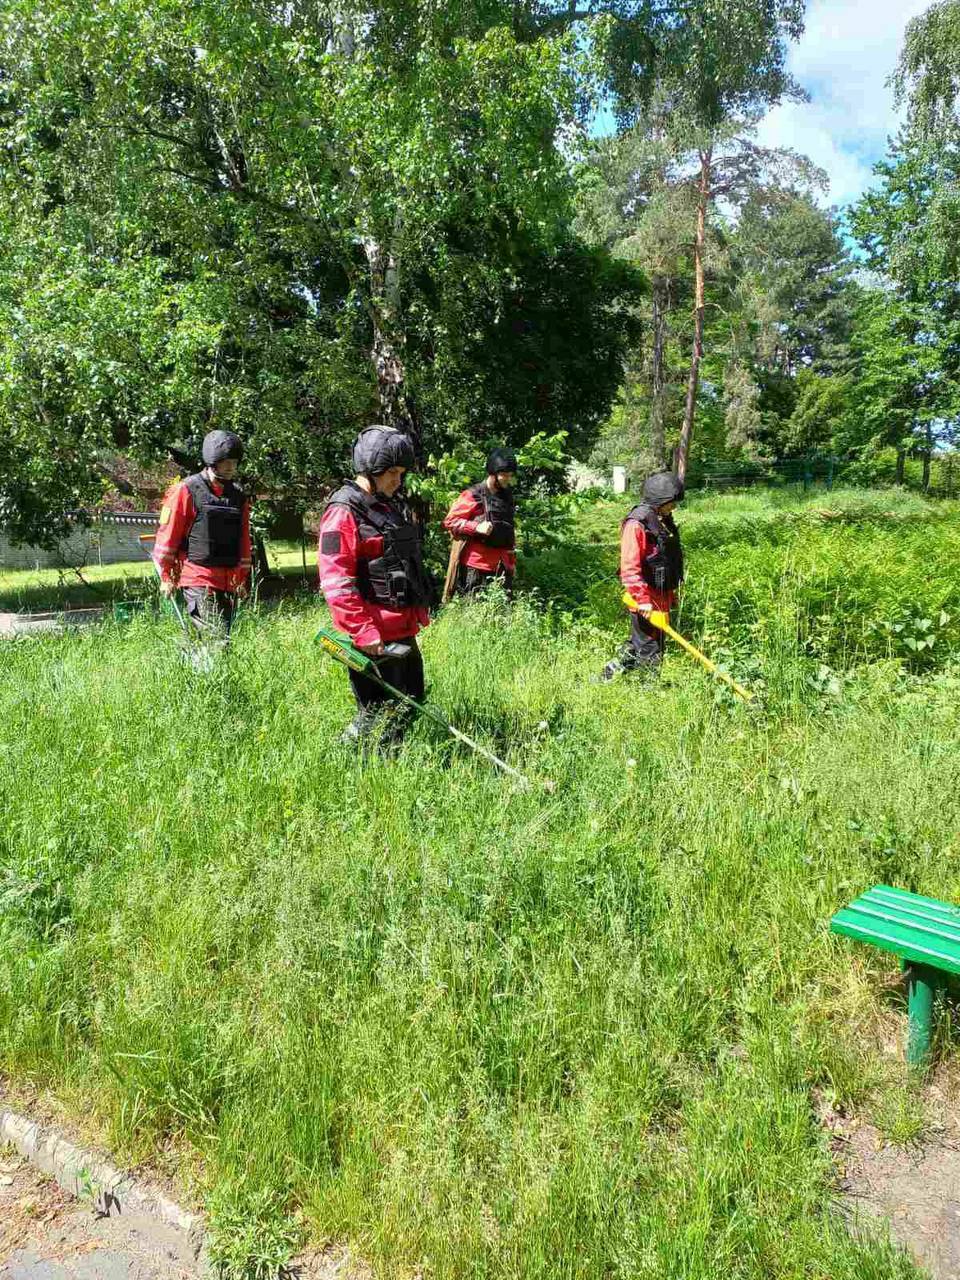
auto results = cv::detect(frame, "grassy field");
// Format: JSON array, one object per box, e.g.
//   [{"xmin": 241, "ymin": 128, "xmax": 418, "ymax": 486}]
[
  {"xmin": 1, "ymin": 487, "xmax": 958, "ymax": 1278},
  {"xmin": 525, "ymin": 486, "xmax": 960, "ymax": 675},
  {"xmin": 0, "ymin": 540, "xmax": 313, "ymax": 612}
]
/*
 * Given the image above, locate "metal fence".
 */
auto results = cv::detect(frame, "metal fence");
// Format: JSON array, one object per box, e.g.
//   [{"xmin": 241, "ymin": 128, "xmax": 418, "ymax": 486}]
[
  {"xmin": 685, "ymin": 454, "xmax": 960, "ymax": 499},
  {"xmin": 686, "ymin": 456, "xmax": 839, "ymax": 493}
]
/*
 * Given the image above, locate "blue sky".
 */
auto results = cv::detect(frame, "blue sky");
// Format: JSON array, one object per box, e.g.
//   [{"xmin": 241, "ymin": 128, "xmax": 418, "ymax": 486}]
[{"xmin": 754, "ymin": 0, "xmax": 932, "ymax": 212}]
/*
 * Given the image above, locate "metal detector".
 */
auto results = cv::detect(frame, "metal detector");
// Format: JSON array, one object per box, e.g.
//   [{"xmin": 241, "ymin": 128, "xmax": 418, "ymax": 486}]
[{"xmin": 316, "ymin": 624, "xmax": 537, "ymax": 786}]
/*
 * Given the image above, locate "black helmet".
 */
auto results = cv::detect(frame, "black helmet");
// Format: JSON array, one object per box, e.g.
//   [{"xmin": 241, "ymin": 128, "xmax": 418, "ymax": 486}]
[
  {"xmin": 202, "ymin": 430, "xmax": 244, "ymax": 466},
  {"xmin": 352, "ymin": 424, "xmax": 415, "ymax": 476},
  {"xmin": 642, "ymin": 470, "xmax": 684, "ymax": 508},
  {"xmin": 486, "ymin": 447, "xmax": 518, "ymax": 476}
]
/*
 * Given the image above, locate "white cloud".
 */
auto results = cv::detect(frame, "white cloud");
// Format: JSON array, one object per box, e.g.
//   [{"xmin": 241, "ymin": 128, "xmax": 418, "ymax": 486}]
[
  {"xmin": 755, "ymin": 0, "xmax": 933, "ymax": 210},
  {"xmin": 755, "ymin": 101, "xmax": 879, "ymax": 208}
]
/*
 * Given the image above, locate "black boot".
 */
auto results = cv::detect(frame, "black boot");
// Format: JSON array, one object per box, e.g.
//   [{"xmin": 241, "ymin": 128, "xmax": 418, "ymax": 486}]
[{"xmin": 340, "ymin": 706, "xmax": 381, "ymax": 757}]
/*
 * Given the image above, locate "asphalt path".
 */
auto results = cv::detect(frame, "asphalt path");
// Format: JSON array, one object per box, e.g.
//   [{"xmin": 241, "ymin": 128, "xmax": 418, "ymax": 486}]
[{"xmin": 0, "ymin": 1150, "xmax": 196, "ymax": 1280}]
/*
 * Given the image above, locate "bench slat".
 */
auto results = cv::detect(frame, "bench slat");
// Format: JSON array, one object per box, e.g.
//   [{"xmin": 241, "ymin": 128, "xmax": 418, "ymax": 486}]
[
  {"xmin": 843, "ymin": 902, "xmax": 960, "ymax": 949},
  {"xmin": 831, "ymin": 883, "xmax": 960, "ymax": 976},
  {"xmin": 867, "ymin": 885, "xmax": 960, "ymax": 926},
  {"xmin": 868, "ymin": 885, "xmax": 960, "ymax": 918},
  {"xmin": 832, "ymin": 912, "xmax": 960, "ymax": 974}
]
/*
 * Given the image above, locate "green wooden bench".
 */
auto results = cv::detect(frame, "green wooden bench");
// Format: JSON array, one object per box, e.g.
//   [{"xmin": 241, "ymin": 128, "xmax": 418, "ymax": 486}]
[{"xmin": 831, "ymin": 884, "xmax": 960, "ymax": 1068}]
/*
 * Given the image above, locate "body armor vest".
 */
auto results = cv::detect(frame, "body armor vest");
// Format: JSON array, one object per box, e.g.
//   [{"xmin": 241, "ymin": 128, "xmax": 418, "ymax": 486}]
[
  {"xmin": 182, "ymin": 474, "xmax": 245, "ymax": 567},
  {"xmin": 471, "ymin": 481, "xmax": 515, "ymax": 549},
  {"xmin": 623, "ymin": 502, "xmax": 684, "ymax": 593},
  {"xmin": 327, "ymin": 482, "xmax": 435, "ymax": 609}
]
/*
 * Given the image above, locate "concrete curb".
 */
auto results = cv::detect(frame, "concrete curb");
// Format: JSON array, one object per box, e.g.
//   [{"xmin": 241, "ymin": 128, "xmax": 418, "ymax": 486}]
[
  {"xmin": 0, "ymin": 608, "xmax": 106, "ymax": 637},
  {"xmin": 0, "ymin": 1104, "xmax": 209, "ymax": 1271}
]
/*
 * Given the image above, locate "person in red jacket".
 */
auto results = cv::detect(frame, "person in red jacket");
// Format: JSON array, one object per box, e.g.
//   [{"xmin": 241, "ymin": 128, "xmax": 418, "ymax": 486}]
[
  {"xmin": 442, "ymin": 447, "xmax": 518, "ymax": 598},
  {"xmin": 152, "ymin": 430, "xmax": 252, "ymax": 642},
  {"xmin": 318, "ymin": 425, "xmax": 435, "ymax": 748},
  {"xmin": 602, "ymin": 470, "xmax": 684, "ymax": 681}
]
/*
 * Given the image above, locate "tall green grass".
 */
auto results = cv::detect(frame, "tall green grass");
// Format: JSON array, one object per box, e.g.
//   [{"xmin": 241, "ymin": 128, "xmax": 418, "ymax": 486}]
[
  {"xmin": 1, "ymin": 500, "xmax": 956, "ymax": 1278},
  {"xmin": 525, "ymin": 487, "xmax": 960, "ymax": 674}
]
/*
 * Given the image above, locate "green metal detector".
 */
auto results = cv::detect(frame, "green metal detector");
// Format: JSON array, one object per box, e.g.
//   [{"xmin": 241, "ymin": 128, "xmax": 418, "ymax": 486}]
[
  {"xmin": 316, "ymin": 624, "xmax": 537, "ymax": 787},
  {"xmin": 139, "ymin": 534, "xmax": 192, "ymax": 631},
  {"xmin": 139, "ymin": 533, "xmax": 217, "ymax": 672}
]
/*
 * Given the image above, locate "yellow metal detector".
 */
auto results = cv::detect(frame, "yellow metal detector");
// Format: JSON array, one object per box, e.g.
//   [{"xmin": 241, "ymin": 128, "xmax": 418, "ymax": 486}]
[{"xmin": 622, "ymin": 592, "xmax": 754, "ymax": 702}]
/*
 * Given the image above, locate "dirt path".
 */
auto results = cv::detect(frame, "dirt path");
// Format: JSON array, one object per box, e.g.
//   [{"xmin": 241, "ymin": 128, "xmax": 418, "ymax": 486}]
[
  {"xmin": 0, "ymin": 1149, "xmax": 198, "ymax": 1280},
  {"xmin": 838, "ymin": 1122, "xmax": 960, "ymax": 1279}
]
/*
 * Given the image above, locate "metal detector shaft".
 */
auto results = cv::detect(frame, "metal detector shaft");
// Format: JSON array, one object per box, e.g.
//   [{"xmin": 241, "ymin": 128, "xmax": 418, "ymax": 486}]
[
  {"xmin": 654, "ymin": 616, "xmax": 754, "ymax": 702},
  {"xmin": 316, "ymin": 625, "xmax": 531, "ymax": 784},
  {"xmin": 139, "ymin": 533, "xmax": 192, "ymax": 636},
  {"xmin": 370, "ymin": 666, "xmax": 531, "ymax": 785},
  {"xmin": 622, "ymin": 592, "xmax": 754, "ymax": 702}
]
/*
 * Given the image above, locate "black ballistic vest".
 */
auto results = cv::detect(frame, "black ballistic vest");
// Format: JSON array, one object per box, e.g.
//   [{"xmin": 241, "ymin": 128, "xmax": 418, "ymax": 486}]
[
  {"xmin": 623, "ymin": 503, "xmax": 684, "ymax": 593},
  {"xmin": 327, "ymin": 482, "xmax": 435, "ymax": 609},
  {"xmin": 471, "ymin": 481, "xmax": 515, "ymax": 549},
  {"xmin": 182, "ymin": 474, "xmax": 246, "ymax": 567}
]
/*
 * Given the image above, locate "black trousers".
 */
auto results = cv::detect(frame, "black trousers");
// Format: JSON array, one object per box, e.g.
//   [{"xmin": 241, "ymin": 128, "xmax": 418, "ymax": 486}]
[
  {"xmin": 455, "ymin": 562, "xmax": 515, "ymax": 599},
  {"xmin": 347, "ymin": 637, "xmax": 425, "ymax": 716},
  {"xmin": 621, "ymin": 611, "xmax": 666, "ymax": 668},
  {"xmin": 183, "ymin": 587, "xmax": 237, "ymax": 638}
]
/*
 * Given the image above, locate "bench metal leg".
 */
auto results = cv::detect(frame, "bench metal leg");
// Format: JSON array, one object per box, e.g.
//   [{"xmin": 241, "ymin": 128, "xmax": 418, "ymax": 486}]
[{"xmin": 904, "ymin": 962, "xmax": 940, "ymax": 1069}]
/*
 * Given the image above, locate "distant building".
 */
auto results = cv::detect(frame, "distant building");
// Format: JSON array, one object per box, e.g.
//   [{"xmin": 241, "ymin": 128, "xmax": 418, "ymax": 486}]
[
  {"xmin": 567, "ymin": 462, "xmax": 609, "ymax": 492},
  {"xmin": 0, "ymin": 512, "xmax": 159, "ymax": 571}
]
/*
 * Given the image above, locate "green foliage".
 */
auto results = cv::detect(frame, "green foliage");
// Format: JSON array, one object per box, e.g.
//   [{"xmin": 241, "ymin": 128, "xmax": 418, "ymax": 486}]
[
  {"xmin": 871, "ymin": 1089, "xmax": 927, "ymax": 1149},
  {"xmin": 0, "ymin": 0, "xmax": 826, "ymax": 542},
  {"xmin": 578, "ymin": 120, "xmax": 856, "ymax": 473},
  {"xmin": 0, "ymin": 0, "xmax": 643, "ymax": 542},
  {"xmin": 1, "ymin": 497, "xmax": 953, "ymax": 1277},
  {"xmin": 783, "ymin": 371, "xmax": 854, "ymax": 456},
  {"xmin": 839, "ymin": 286, "xmax": 955, "ymax": 463},
  {"xmin": 735, "ymin": 193, "xmax": 856, "ymax": 377},
  {"xmin": 207, "ymin": 1186, "xmax": 303, "ymax": 1280},
  {"xmin": 848, "ymin": 127, "xmax": 960, "ymax": 470},
  {"xmin": 852, "ymin": 128, "xmax": 960, "ymax": 304},
  {"xmin": 896, "ymin": 0, "xmax": 960, "ymax": 141},
  {"xmin": 605, "ymin": 0, "xmax": 805, "ymax": 128},
  {"xmin": 408, "ymin": 237, "xmax": 644, "ymax": 461}
]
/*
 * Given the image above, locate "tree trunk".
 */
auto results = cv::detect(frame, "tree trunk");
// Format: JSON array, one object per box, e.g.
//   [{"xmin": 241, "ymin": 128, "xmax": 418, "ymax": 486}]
[
  {"xmin": 369, "ymin": 322, "xmax": 406, "ymax": 425},
  {"xmin": 923, "ymin": 420, "xmax": 933, "ymax": 490},
  {"xmin": 362, "ymin": 215, "xmax": 411, "ymax": 434},
  {"xmin": 676, "ymin": 147, "xmax": 712, "ymax": 485},
  {"xmin": 649, "ymin": 274, "xmax": 669, "ymax": 469},
  {"xmin": 895, "ymin": 448, "xmax": 906, "ymax": 485}
]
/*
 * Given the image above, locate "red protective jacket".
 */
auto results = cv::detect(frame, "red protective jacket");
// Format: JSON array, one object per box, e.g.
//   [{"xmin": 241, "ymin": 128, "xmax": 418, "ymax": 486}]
[
  {"xmin": 442, "ymin": 486, "xmax": 516, "ymax": 572},
  {"xmin": 620, "ymin": 518, "xmax": 677, "ymax": 614},
  {"xmin": 317, "ymin": 502, "xmax": 429, "ymax": 648},
  {"xmin": 152, "ymin": 477, "xmax": 252, "ymax": 592}
]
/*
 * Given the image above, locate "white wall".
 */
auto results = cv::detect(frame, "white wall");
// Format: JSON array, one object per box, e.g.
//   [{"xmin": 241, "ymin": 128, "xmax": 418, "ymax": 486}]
[{"xmin": 0, "ymin": 517, "xmax": 159, "ymax": 571}]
